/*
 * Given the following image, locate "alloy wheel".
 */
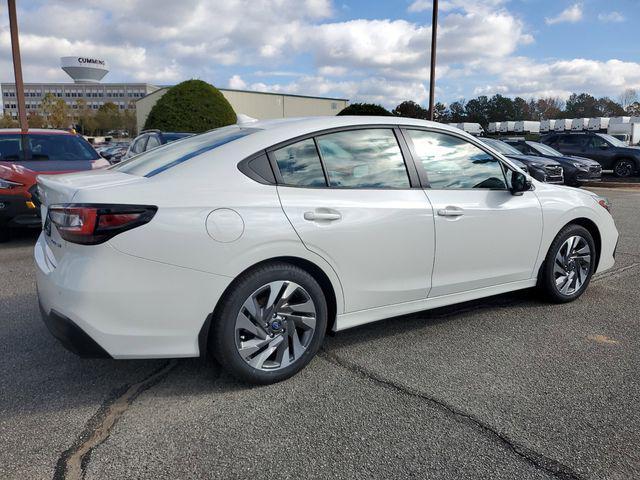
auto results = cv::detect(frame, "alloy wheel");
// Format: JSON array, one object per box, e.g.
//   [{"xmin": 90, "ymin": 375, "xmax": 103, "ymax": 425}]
[
  {"xmin": 614, "ymin": 160, "xmax": 634, "ymax": 178},
  {"xmin": 234, "ymin": 281, "xmax": 317, "ymax": 371},
  {"xmin": 553, "ymin": 235, "xmax": 591, "ymax": 295}
]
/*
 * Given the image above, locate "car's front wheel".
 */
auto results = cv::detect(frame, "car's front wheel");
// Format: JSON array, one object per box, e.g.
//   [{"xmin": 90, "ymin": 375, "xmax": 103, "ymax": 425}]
[
  {"xmin": 540, "ymin": 224, "xmax": 596, "ymax": 303},
  {"xmin": 613, "ymin": 158, "xmax": 636, "ymax": 178},
  {"xmin": 212, "ymin": 263, "xmax": 327, "ymax": 384}
]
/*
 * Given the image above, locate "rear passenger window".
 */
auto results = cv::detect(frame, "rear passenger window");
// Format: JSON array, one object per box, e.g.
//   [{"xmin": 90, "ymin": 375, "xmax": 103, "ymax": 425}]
[
  {"xmin": 316, "ymin": 129, "xmax": 410, "ymax": 188},
  {"xmin": 273, "ymin": 138, "xmax": 326, "ymax": 187}
]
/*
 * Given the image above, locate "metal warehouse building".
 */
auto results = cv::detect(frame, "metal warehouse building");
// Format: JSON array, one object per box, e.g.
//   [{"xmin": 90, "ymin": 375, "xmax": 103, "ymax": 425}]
[{"xmin": 135, "ymin": 87, "xmax": 349, "ymax": 132}]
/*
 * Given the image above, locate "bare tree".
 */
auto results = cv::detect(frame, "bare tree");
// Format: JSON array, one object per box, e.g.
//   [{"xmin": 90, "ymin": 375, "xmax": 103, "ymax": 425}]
[{"xmin": 619, "ymin": 88, "xmax": 638, "ymax": 112}]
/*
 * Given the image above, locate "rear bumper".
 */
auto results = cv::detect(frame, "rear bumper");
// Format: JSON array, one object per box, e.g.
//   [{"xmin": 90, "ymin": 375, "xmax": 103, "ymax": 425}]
[
  {"xmin": 35, "ymin": 233, "xmax": 232, "ymax": 359},
  {"xmin": 0, "ymin": 194, "xmax": 40, "ymax": 227},
  {"xmin": 39, "ymin": 301, "xmax": 111, "ymax": 358}
]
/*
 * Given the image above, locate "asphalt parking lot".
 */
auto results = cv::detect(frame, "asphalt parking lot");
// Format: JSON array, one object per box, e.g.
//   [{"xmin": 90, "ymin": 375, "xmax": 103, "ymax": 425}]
[{"xmin": 1, "ymin": 187, "xmax": 639, "ymax": 480}]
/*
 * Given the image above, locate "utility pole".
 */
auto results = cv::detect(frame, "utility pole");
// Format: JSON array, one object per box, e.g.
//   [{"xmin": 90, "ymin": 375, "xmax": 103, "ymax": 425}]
[
  {"xmin": 428, "ymin": 0, "xmax": 439, "ymax": 121},
  {"xmin": 7, "ymin": 0, "xmax": 28, "ymax": 132}
]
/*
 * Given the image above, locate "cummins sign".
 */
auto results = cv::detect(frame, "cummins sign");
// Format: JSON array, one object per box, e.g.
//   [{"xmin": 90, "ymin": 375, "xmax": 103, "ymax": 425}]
[
  {"xmin": 60, "ymin": 56, "xmax": 109, "ymax": 83},
  {"xmin": 77, "ymin": 57, "xmax": 106, "ymax": 66}
]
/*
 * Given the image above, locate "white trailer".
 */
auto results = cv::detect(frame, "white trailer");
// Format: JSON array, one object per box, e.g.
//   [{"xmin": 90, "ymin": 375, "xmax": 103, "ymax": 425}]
[
  {"xmin": 587, "ymin": 117, "xmax": 610, "ymax": 131},
  {"xmin": 540, "ymin": 119, "xmax": 556, "ymax": 133},
  {"xmin": 554, "ymin": 119, "xmax": 572, "ymax": 131},
  {"xmin": 571, "ymin": 118, "xmax": 590, "ymax": 131},
  {"xmin": 499, "ymin": 121, "xmax": 516, "ymax": 133},
  {"xmin": 608, "ymin": 122, "xmax": 640, "ymax": 145},
  {"xmin": 455, "ymin": 123, "xmax": 483, "ymax": 136},
  {"xmin": 514, "ymin": 121, "xmax": 540, "ymax": 134},
  {"xmin": 610, "ymin": 116, "xmax": 631, "ymax": 125},
  {"xmin": 487, "ymin": 122, "xmax": 501, "ymax": 134}
]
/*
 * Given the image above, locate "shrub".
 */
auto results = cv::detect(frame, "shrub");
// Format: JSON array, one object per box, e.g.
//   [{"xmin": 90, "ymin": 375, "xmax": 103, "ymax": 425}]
[
  {"xmin": 337, "ymin": 103, "xmax": 393, "ymax": 116},
  {"xmin": 144, "ymin": 80, "xmax": 236, "ymax": 132}
]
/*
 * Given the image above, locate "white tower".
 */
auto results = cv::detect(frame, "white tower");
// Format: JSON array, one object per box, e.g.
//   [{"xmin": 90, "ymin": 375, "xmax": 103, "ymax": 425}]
[{"xmin": 60, "ymin": 56, "xmax": 109, "ymax": 83}]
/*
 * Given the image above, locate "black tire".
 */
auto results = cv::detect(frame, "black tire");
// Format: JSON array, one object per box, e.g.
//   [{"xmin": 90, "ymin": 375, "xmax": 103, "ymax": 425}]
[
  {"xmin": 540, "ymin": 224, "xmax": 596, "ymax": 303},
  {"xmin": 212, "ymin": 262, "xmax": 327, "ymax": 384},
  {"xmin": 613, "ymin": 158, "xmax": 636, "ymax": 178}
]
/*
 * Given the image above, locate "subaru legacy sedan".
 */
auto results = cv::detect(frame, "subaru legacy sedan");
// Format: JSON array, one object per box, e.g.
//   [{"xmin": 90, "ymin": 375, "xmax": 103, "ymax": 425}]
[{"xmin": 35, "ymin": 117, "xmax": 618, "ymax": 384}]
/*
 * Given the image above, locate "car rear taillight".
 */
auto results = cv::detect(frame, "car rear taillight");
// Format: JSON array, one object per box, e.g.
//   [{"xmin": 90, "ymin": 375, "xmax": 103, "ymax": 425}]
[{"xmin": 48, "ymin": 204, "xmax": 157, "ymax": 245}]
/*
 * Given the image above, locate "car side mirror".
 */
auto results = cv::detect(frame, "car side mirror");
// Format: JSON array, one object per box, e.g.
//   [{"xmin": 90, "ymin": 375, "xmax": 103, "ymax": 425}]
[
  {"xmin": 599, "ymin": 145, "xmax": 609, "ymax": 150},
  {"xmin": 510, "ymin": 170, "xmax": 531, "ymax": 195}
]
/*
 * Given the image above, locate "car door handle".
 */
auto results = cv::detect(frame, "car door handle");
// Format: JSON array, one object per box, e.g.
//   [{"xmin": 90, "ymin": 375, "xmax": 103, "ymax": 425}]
[
  {"xmin": 437, "ymin": 207, "xmax": 464, "ymax": 217},
  {"xmin": 304, "ymin": 210, "xmax": 342, "ymax": 221}
]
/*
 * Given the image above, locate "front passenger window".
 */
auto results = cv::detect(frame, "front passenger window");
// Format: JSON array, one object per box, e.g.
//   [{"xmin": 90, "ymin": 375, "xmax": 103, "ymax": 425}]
[{"xmin": 407, "ymin": 130, "xmax": 506, "ymax": 189}]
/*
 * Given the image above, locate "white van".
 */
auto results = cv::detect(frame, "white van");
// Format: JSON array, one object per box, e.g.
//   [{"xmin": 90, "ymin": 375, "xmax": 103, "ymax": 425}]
[
  {"xmin": 571, "ymin": 118, "xmax": 590, "ymax": 131},
  {"xmin": 587, "ymin": 117, "xmax": 610, "ymax": 131},
  {"xmin": 514, "ymin": 121, "xmax": 540, "ymax": 134},
  {"xmin": 540, "ymin": 119, "xmax": 556, "ymax": 133}
]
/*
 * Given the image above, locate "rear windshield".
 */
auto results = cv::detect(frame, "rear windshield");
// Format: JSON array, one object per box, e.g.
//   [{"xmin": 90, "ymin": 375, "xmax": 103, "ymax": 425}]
[
  {"xmin": 0, "ymin": 134, "xmax": 99, "ymax": 162},
  {"xmin": 114, "ymin": 126, "xmax": 259, "ymax": 177}
]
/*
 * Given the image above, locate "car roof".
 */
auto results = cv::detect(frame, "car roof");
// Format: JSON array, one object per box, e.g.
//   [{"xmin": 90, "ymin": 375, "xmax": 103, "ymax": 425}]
[
  {"xmin": 0, "ymin": 128, "xmax": 74, "ymax": 135},
  {"xmin": 246, "ymin": 115, "xmax": 454, "ymax": 133}
]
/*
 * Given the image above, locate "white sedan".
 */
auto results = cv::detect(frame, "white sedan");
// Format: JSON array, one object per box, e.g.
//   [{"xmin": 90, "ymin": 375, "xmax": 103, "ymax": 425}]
[{"xmin": 35, "ymin": 116, "xmax": 618, "ymax": 384}]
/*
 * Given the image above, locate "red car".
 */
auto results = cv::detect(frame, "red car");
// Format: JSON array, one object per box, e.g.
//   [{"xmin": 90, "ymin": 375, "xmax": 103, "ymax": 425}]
[{"xmin": 0, "ymin": 129, "xmax": 109, "ymax": 241}]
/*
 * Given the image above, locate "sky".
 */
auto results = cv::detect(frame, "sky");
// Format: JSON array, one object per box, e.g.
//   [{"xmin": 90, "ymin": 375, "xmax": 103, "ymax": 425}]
[{"xmin": 1, "ymin": 0, "xmax": 639, "ymax": 108}]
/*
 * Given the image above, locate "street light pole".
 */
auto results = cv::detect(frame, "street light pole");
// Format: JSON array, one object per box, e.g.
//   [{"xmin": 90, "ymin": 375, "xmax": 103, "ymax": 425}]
[
  {"xmin": 428, "ymin": 0, "xmax": 439, "ymax": 121},
  {"xmin": 7, "ymin": 0, "xmax": 28, "ymax": 132}
]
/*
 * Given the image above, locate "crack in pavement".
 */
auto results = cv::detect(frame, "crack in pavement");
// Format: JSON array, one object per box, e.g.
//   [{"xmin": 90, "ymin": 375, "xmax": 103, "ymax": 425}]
[
  {"xmin": 319, "ymin": 349, "xmax": 584, "ymax": 480},
  {"xmin": 592, "ymin": 262, "xmax": 640, "ymax": 283},
  {"xmin": 53, "ymin": 360, "xmax": 178, "ymax": 480}
]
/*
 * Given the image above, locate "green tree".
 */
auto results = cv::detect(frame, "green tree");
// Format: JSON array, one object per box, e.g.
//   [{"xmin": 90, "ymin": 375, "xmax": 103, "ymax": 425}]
[
  {"xmin": 487, "ymin": 94, "xmax": 515, "ymax": 122},
  {"xmin": 144, "ymin": 80, "xmax": 236, "ymax": 132},
  {"xmin": 95, "ymin": 102, "xmax": 121, "ymax": 134},
  {"xmin": 75, "ymin": 98, "xmax": 97, "ymax": 135},
  {"xmin": 512, "ymin": 97, "xmax": 531, "ymax": 120},
  {"xmin": 448, "ymin": 100, "xmax": 466, "ymax": 122},
  {"xmin": 41, "ymin": 93, "xmax": 70, "ymax": 128},
  {"xmin": 431, "ymin": 102, "xmax": 448, "ymax": 122},
  {"xmin": 0, "ymin": 113, "xmax": 18, "ymax": 128},
  {"xmin": 392, "ymin": 100, "xmax": 428, "ymax": 119},
  {"xmin": 337, "ymin": 103, "xmax": 393, "ymax": 116},
  {"xmin": 27, "ymin": 112, "xmax": 46, "ymax": 128},
  {"xmin": 565, "ymin": 93, "xmax": 599, "ymax": 117},
  {"xmin": 465, "ymin": 95, "xmax": 490, "ymax": 126}
]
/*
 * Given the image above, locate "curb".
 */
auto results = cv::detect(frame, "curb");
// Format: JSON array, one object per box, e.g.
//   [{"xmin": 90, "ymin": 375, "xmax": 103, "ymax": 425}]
[{"xmin": 582, "ymin": 181, "xmax": 640, "ymax": 189}]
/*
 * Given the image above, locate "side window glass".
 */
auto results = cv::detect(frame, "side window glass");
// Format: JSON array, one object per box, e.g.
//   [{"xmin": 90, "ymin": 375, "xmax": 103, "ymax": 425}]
[
  {"xmin": 407, "ymin": 130, "xmax": 507, "ymax": 190},
  {"xmin": 273, "ymin": 138, "xmax": 326, "ymax": 187},
  {"xmin": 145, "ymin": 135, "xmax": 161, "ymax": 151},
  {"xmin": 316, "ymin": 129, "xmax": 410, "ymax": 188},
  {"xmin": 589, "ymin": 136, "xmax": 608, "ymax": 149},
  {"xmin": 132, "ymin": 136, "xmax": 148, "ymax": 154}
]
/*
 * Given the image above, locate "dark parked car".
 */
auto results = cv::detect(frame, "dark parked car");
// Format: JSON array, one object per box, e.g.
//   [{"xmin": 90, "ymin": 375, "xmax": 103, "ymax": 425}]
[
  {"xmin": 540, "ymin": 131, "xmax": 640, "ymax": 178},
  {"xmin": 504, "ymin": 139, "xmax": 601, "ymax": 186},
  {"xmin": 480, "ymin": 138, "xmax": 564, "ymax": 184},
  {"xmin": 0, "ymin": 128, "xmax": 109, "ymax": 241},
  {"xmin": 122, "ymin": 130, "xmax": 192, "ymax": 160}
]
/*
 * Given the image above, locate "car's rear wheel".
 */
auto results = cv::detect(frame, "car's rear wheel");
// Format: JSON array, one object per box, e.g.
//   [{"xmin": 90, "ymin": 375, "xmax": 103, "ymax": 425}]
[
  {"xmin": 212, "ymin": 263, "xmax": 327, "ymax": 384},
  {"xmin": 613, "ymin": 158, "xmax": 635, "ymax": 178},
  {"xmin": 540, "ymin": 225, "xmax": 596, "ymax": 303}
]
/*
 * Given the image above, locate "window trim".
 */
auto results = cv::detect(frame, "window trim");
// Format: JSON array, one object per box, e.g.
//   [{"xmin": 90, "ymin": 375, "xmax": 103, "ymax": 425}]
[
  {"xmin": 264, "ymin": 124, "xmax": 420, "ymax": 190},
  {"xmin": 399, "ymin": 126, "xmax": 513, "ymax": 191}
]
